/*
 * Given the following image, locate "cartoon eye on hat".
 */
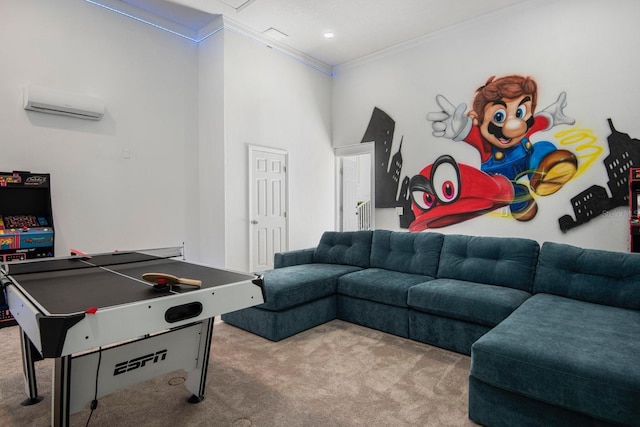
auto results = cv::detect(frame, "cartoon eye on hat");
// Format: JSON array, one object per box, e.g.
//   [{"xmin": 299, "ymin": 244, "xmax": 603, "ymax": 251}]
[
  {"xmin": 408, "ymin": 155, "xmax": 514, "ymax": 230},
  {"xmin": 409, "ymin": 155, "xmax": 460, "ymax": 213}
]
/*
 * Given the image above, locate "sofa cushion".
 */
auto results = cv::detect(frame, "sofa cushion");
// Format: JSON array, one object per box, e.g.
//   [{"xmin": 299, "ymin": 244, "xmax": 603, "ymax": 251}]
[
  {"xmin": 534, "ymin": 241, "xmax": 640, "ymax": 310},
  {"xmin": 437, "ymin": 234, "xmax": 539, "ymax": 292},
  {"xmin": 258, "ymin": 264, "xmax": 362, "ymax": 311},
  {"xmin": 337, "ymin": 268, "xmax": 433, "ymax": 307},
  {"xmin": 370, "ymin": 230, "xmax": 444, "ymax": 276},
  {"xmin": 313, "ymin": 231, "xmax": 373, "ymax": 268},
  {"xmin": 471, "ymin": 294, "xmax": 640, "ymax": 425},
  {"xmin": 407, "ymin": 279, "xmax": 531, "ymax": 327}
]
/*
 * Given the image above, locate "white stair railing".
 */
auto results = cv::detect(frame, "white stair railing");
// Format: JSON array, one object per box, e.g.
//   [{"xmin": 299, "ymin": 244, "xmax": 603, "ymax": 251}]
[{"xmin": 356, "ymin": 200, "xmax": 372, "ymax": 230}]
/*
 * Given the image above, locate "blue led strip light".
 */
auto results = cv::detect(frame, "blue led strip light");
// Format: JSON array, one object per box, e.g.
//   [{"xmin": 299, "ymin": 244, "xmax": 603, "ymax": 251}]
[
  {"xmin": 84, "ymin": 0, "xmax": 207, "ymax": 42},
  {"xmin": 84, "ymin": 0, "xmax": 332, "ymax": 76}
]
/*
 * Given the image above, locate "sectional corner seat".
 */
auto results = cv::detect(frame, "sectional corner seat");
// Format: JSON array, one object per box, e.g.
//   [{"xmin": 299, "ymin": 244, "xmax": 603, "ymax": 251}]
[
  {"xmin": 221, "ymin": 230, "xmax": 640, "ymax": 426},
  {"xmin": 469, "ymin": 241, "xmax": 640, "ymax": 427}
]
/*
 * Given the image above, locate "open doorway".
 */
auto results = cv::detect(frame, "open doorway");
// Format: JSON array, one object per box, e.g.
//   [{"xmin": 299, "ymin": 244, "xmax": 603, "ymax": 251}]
[{"xmin": 335, "ymin": 143, "xmax": 374, "ymax": 231}]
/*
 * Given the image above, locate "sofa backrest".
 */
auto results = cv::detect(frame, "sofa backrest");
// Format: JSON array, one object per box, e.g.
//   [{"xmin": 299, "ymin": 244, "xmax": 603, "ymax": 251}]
[
  {"xmin": 370, "ymin": 230, "xmax": 444, "ymax": 276},
  {"xmin": 534, "ymin": 241, "xmax": 640, "ymax": 310},
  {"xmin": 437, "ymin": 234, "xmax": 539, "ymax": 292},
  {"xmin": 313, "ymin": 231, "xmax": 373, "ymax": 268}
]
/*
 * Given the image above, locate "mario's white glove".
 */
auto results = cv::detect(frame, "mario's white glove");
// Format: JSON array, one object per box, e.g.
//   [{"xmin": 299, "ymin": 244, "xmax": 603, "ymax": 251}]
[
  {"xmin": 427, "ymin": 95, "xmax": 472, "ymax": 141},
  {"xmin": 539, "ymin": 91, "xmax": 575, "ymax": 127}
]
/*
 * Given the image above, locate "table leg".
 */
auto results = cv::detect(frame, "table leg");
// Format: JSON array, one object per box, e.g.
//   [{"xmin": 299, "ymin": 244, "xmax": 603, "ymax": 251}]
[
  {"xmin": 19, "ymin": 328, "xmax": 43, "ymax": 405},
  {"xmin": 52, "ymin": 355, "xmax": 72, "ymax": 427},
  {"xmin": 185, "ymin": 317, "xmax": 214, "ymax": 403}
]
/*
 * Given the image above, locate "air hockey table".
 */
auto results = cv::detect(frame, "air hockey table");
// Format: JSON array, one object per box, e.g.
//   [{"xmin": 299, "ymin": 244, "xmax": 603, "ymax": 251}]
[{"xmin": 0, "ymin": 247, "xmax": 264, "ymax": 427}]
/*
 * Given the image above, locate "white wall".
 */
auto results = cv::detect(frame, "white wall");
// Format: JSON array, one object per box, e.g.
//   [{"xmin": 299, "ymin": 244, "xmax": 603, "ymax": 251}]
[
  {"xmin": 0, "ymin": 0, "xmax": 199, "ymax": 255},
  {"xmin": 220, "ymin": 28, "xmax": 335, "ymax": 271},
  {"xmin": 0, "ymin": 1, "xmax": 334, "ymax": 270},
  {"xmin": 11, "ymin": 0, "xmax": 621, "ymax": 268},
  {"xmin": 196, "ymin": 26, "xmax": 226, "ymax": 267},
  {"xmin": 332, "ymin": 0, "xmax": 640, "ymax": 251}
]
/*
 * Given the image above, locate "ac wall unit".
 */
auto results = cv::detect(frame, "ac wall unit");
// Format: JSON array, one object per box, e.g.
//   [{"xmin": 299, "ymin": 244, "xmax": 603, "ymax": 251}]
[{"xmin": 23, "ymin": 85, "xmax": 104, "ymax": 120}]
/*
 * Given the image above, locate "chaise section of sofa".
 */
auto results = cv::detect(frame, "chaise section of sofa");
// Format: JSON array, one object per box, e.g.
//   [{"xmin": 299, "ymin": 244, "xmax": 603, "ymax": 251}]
[
  {"xmin": 469, "ymin": 241, "xmax": 640, "ymax": 426},
  {"xmin": 221, "ymin": 230, "xmax": 373, "ymax": 341},
  {"xmin": 336, "ymin": 230, "xmax": 444, "ymax": 337},
  {"xmin": 407, "ymin": 234, "xmax": 539, "ymax": 355}
]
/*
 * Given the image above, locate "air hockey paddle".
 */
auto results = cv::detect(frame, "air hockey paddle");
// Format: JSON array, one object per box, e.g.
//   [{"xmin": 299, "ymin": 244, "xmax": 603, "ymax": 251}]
[{"xmin": 141, "ymin": 272, "xmax": 202, "ymax": 288}]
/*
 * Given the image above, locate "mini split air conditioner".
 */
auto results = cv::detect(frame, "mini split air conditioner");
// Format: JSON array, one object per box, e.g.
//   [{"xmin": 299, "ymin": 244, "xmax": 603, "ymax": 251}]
[{"xmin": 23, "ymin": 85, "xmax": 104, "ymax": 120}]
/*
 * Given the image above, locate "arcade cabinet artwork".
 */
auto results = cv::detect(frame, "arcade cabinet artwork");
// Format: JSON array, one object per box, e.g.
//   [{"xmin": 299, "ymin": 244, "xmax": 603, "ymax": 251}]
[
  {"xmin": 0, "ymin": 171, "xmax": 54, "ymax": 327},
  {"xmin": 630, "ymin": 168, "xmax": 640, "ymax": 252}
]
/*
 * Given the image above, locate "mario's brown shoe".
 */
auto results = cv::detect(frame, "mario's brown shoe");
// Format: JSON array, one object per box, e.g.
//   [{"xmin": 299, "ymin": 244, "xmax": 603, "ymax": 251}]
[{"xmin": 530, "ymin": 150, "xmax": 577, "ymax": 196}]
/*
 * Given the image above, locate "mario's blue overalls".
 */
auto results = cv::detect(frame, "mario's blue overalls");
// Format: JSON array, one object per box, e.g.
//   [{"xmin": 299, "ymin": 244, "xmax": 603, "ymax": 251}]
[{"xmin": 481, "ymin": 139, "xmax": 557, "ymax": 212}]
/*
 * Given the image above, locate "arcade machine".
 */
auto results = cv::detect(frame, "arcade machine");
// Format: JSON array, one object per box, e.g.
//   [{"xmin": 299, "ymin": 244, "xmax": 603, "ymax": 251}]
[
  {"xmin": 0, "ymin": 171, "xmax": 54, "ymax": 327},
  {"xmin": 631, "ymin": 168, "xmax": 640, "ymax": 252}
]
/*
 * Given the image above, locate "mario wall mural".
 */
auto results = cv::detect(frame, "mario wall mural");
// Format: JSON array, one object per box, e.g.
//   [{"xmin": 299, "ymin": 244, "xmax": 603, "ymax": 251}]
[
  {"xmin": 426, "ymin": 75, "xmax": 577, "ymax": 222},
  {"xmin": 361, "ymin": 73, "xmax": 640, "ymax": 232}
]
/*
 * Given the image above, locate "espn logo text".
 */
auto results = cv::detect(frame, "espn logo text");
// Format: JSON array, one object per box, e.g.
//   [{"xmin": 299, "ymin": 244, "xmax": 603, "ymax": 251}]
[{"xmin": 114, "ymin": 350, "xmax": 167, "ymax": 376}]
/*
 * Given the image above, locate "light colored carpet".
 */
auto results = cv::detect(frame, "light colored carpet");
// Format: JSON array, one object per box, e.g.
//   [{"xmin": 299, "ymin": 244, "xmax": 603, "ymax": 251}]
[{"xmin": 0, "ymin": 319, "xmax": 477, "ymax": 426}]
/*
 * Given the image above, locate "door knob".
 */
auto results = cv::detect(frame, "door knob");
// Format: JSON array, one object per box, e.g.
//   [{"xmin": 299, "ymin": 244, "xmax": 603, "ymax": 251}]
[{"xmin": 251, "ymin": 220, "xmax": 258, "ymax": 224}]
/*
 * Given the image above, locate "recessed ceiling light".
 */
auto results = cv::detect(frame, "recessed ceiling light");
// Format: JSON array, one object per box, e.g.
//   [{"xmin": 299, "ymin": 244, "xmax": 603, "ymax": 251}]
[{"xmin": 324, "ymin": 32, "xmax": 335, "ymax": 39}]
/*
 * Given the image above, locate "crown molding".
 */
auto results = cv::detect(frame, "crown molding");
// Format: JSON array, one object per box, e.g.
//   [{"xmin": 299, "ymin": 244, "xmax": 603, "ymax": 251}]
[{"xmin": 220, "ymin": 16, "xmax": 333, "ymax": 76}]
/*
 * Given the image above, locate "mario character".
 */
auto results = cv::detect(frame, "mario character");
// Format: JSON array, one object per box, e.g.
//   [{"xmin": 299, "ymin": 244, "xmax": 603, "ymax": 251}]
[
  {"xmin": 427, "ymin": 75, "xmax": 577, "ymax": 221},
  {"xmin": 408, "ymin": 155, "xmax": 514, "ymax": 230}
]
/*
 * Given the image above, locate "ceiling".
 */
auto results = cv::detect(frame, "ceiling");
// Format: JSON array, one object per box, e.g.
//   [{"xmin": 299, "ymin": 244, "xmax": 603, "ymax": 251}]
[{"xmin": 119, "ymin": 0, "xmax": 528, "ymax": 68}]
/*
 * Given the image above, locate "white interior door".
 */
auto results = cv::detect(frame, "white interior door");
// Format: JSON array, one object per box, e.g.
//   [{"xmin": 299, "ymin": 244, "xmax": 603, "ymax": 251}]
[{"xmin": 249, "ymin": 146, "xmax": 288, "ymax": 272}]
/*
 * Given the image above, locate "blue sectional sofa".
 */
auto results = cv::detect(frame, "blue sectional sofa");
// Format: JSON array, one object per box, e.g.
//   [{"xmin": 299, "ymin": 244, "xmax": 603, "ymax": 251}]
[{"xmin": 221, "ymin": 230, "xmax": 640, "ymax": 426}]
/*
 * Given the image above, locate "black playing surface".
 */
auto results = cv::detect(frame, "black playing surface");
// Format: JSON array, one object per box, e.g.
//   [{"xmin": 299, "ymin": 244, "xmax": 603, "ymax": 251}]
[{"xmin": 4, "ymin": 253, "xmax": 256, "ymax": 315}]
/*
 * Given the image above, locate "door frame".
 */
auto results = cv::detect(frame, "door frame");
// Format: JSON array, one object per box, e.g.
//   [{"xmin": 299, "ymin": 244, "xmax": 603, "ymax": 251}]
[
  {"xmin": 335, "ymin": 143, "xmax": 375, "ymax": 231},
  {"xmin": 248, "ymin": 144, "xmax": 289, "ymax": 272}
]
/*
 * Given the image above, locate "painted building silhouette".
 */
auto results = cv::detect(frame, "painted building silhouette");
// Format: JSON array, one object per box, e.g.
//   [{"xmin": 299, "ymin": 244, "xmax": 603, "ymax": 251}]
[
  {"xmin": 360, "ymin": 107, "xmax": 414, "ymax": 227},
  {"xmin": 559, "ymin": 118, "xmax": 640, "ymax": 231}
]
